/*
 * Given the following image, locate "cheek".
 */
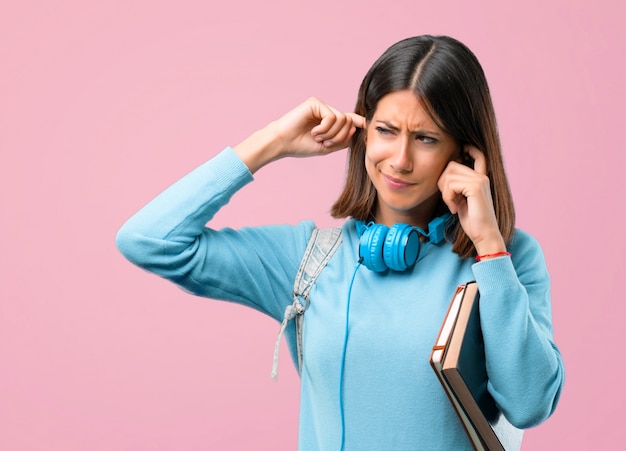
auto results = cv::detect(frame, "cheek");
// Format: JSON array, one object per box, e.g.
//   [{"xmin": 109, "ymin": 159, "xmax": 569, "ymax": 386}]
[
  {"xmin": 428, "ymin": 145, "xmax": 457, "ymax": 171},
  {"xmin": 364, "ymin": 147, "xmax": 377, "ymax": 181},
  {"xmin": 364, "ymin": 137, "xmax": 388, "ymax": 166},
  {"xmin": 363, "ymin": 141, "xmax": 389, "ymax": 187},
  {"xmin": 416, "ymin": 155, "xmax": 451, "ymax": 181},
  {"xmin": 435, "ymin": 157, "xmax": 453, "ymax": 174}
]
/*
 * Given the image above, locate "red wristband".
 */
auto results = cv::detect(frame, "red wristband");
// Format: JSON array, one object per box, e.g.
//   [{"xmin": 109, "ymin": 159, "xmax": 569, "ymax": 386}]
[{"xmin": 475, "ymin": 251, "xmax": 511, "ymax": 262}]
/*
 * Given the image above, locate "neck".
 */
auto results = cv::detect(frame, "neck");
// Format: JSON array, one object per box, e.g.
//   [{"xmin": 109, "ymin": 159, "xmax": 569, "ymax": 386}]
[{"xmin": 374, "ymin": 194, "xmax": 443, "ymax": 229}]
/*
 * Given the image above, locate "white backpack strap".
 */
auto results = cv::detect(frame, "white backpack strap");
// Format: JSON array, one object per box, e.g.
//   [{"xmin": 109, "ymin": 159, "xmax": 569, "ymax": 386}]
[{"xmin": 271, "ymin": 227, "xmax": 342, "ymax": 381}]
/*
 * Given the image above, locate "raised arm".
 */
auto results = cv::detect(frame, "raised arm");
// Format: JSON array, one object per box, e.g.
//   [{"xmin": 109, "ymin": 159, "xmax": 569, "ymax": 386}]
[
  {"xmin": 116, "ymin": 98, "xmax": 364, "ymax": 320},
  {"xmin": 234, "ymin": 97, "xmax": 365, "ymax": 173}
]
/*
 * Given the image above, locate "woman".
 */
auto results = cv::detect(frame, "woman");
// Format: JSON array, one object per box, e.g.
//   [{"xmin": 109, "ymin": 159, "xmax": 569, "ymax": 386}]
[{"xmin": 117, "ymin": 35, "xmax": 564, "ymax": 450}]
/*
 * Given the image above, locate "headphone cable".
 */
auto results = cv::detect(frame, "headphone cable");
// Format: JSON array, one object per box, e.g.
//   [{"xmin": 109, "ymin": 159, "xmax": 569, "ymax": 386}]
[{"xmin": 338, "ymin": 258, "xmax": 362, "ymax": 450}]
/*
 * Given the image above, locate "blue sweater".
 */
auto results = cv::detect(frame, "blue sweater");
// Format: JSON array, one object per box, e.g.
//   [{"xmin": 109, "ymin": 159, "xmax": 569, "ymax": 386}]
[{"xmin": 116, "ymin": 147, "xmax": 564, "ymax": 450}]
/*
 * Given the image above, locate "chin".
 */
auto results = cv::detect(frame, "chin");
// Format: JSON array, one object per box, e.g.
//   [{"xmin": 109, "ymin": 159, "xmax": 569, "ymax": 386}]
[
  {"xmin": 377, "ymin": 192, "xmax": 442, "ymax": 223},
  {"xmin": 381, "ymin": 196, "xmax": 435, "ymax": 213}
]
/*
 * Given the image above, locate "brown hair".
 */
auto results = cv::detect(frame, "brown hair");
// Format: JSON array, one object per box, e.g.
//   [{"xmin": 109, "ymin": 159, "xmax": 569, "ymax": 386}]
[{"xmin": 330, "ymin": 35, "xmax": 515, "ymax": 259}]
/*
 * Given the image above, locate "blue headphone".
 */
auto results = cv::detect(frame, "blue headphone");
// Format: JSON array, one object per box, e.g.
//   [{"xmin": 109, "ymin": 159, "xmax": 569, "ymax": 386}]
[{"xmin": 356, "ymin": 213, "xmax": 451, "ymax": 272}]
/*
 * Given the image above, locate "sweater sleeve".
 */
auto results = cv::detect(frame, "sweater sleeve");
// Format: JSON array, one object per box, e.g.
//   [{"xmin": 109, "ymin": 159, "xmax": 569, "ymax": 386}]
[
  {"xmin": 115, "ymin": 147, "xmax": 314, "ymax": 322},
  {"xmin": 471, "ymin": 230, "xmax": 565, "ymax": 429}
]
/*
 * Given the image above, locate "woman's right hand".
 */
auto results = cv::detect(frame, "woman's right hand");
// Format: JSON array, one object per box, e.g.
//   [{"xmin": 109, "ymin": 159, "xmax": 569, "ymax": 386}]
[{"xmin": 234, "ymin": 97, "xmax": 366, "ymax": 173}]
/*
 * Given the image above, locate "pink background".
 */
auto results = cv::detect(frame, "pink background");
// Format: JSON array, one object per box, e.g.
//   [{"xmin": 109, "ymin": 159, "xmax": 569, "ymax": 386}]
[{"xmin": 1, "ymin": 1, "xmax": 624, "ymax": 449}]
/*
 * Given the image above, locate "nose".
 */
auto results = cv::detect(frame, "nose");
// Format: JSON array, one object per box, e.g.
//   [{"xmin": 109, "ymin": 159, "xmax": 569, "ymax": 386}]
[{"xmin": 389, "ymin": 138, "xmax": 412, "ymax": 173}]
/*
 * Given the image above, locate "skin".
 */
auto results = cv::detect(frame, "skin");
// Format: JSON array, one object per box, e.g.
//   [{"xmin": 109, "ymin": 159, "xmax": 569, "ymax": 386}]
[
  {"xmin": 234, "ymin": 93, "xmax": 506, "ymax": 258},
  {"xmin": 364, "ymin": 90, "xmax": 458, "ymax": 229}
]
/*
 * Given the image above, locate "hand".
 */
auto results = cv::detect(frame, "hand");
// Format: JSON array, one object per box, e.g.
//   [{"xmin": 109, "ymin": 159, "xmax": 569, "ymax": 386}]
[
  {"xmin": 437, "ymin": 146, "xmax": 506, "ymax": 255},
  {"xmin": 271, "ymin": 97, "xmax": 366, "ymax": 157},
  {"xmin": 234, "ymin": 97, "xmax": 366, "ymax": 173}
]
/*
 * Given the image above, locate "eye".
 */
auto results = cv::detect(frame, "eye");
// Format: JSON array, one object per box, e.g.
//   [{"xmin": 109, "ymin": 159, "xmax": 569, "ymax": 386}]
[
  {"xmin": 416, "ymin": 135, "xmax": 437, "ymax": 144},
  {"xmin": 375, "ymin": 126, "xmax": 393, "ymax": 135}
]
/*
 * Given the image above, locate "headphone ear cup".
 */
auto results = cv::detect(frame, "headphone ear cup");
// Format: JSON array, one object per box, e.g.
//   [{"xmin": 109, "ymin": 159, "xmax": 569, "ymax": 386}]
[
  {"xmin": 359, "ymin": 224, "xmax": 388, "ymax": 272},
  {"xmin": 383, "ymin": 224, "xmax": 420, "ymax": 271}
]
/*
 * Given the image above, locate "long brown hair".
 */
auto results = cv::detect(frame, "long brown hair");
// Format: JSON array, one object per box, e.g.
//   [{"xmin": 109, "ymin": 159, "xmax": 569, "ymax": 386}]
[{"xmin": 330, "ymin": 35, "xmax": 515, "ymax": 259}]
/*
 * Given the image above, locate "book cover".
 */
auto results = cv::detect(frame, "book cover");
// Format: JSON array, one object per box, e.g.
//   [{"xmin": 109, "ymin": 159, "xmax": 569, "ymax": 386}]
[{"xmin": 430, "ymin": 283, "xmax": 523, "ymax": 451}]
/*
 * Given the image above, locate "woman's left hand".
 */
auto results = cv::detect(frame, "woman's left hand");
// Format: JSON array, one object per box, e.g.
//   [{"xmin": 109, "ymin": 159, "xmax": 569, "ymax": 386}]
[{"xmin": 437, "ymin": 146, "xmax": 507, "ymax": 256}]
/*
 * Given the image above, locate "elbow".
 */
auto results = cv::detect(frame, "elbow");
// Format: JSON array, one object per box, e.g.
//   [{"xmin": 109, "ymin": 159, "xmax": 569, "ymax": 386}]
[
  {"xmin": 115, "ymin": 221, "xmax": 158, "ymax": 268},
  {"xmin": 115, "ymin": 220, "xmax": 199, "ymax": 280},
  {"xmin": 115, "ymin": 223, "xmax": 141, "ymax": 265},
  {"xmin": 506, "ymin": 404, "xmax": 554, "ymax": 430},
  {"xmin": 503, "ymin": 365, "xmax": 566, "ymax": 429}
]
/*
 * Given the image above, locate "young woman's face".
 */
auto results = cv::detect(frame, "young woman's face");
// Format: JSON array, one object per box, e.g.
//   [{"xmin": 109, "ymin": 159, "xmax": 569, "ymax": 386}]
[{"xmin": 365, "ymin": 90, "xmax": 458, "ymax": 228}]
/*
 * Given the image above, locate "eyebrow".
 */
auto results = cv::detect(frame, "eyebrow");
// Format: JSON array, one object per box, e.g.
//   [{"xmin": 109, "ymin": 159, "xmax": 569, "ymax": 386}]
[{"xmin": 375, "ymin": 120, "xmax": 442, "ymax": 137}]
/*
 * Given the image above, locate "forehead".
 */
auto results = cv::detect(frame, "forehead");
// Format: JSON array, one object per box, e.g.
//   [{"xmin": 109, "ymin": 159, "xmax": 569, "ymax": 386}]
[{"xmin": 372, "ymin": 90, "xmax": 440, "ymax": 130}]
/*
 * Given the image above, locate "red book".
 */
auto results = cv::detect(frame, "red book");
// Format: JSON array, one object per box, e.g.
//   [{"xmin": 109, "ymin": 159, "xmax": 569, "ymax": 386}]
[{"xmin": 430, "ymin": 282, "xmax": 523, "ymax": 451}]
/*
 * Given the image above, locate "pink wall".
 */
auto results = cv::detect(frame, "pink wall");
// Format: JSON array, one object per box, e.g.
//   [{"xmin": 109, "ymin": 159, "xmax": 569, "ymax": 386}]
[{"xmin": 1, "ymin": 1, "xmax": 623, "ymax": 449}]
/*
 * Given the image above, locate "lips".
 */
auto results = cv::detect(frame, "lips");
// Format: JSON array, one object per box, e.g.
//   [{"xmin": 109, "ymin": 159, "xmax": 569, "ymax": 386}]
[{"xmin": 383, "ymin": 173, "xmax": 415, "ymax": 190}]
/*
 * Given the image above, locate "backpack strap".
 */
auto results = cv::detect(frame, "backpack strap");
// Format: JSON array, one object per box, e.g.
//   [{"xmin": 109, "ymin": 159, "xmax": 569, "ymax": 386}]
[{"xmin": 271, "ymin": 226, "xmax": 343, "ymax": 381}]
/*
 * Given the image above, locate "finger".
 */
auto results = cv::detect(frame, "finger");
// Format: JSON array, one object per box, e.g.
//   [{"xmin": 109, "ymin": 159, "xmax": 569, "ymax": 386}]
[
  {"xmin": 315, "ymin": 106, "xmax": 356, "ymax": 146},
  {"xmin": 438, "ymin": 161, "xmax": 482, "ymax": 214},
  {"xmin": 310, "ymin": 102, "xmax": 337, "ymax": 137},
  {"xmin": 465, "ymin": 145, "xmax": 487, "ymax": 175},
  {"xmin": 320, "ymin": 120, "xmax": 358, "ymax": 149},
  {"xmin": 347, "ymin": 113, "xmax": 366, "ymax": 129},
  {"xmin": 314, "ymin": 110, "xmax": 352, "ymax": 148},
  {"xmin": 323, "ymin": 106, "xmax": 350, "ymax": 137}
]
